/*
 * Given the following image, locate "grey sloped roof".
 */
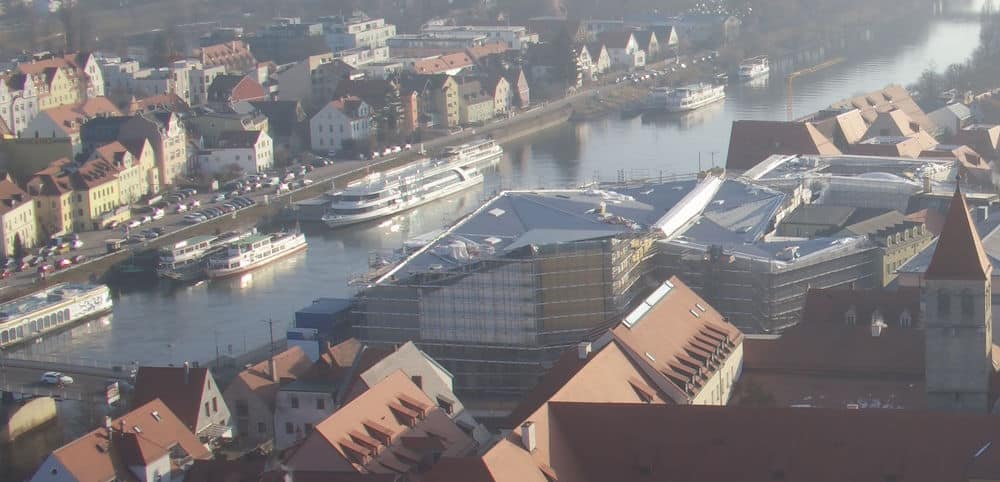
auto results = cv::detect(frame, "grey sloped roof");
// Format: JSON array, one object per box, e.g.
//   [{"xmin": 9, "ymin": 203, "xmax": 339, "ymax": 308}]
[{"xmin": 389, "ymin": 181, "xmax": 700, "ymax": 279}]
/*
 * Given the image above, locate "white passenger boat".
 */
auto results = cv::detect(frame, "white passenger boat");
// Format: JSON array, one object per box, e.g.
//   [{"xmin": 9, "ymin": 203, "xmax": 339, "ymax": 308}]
[
  {"xmin": 205, "ymin": 231, "xmax": 307, "ymax": 278},
  {"xmin": 738, "ymin": 55, "xmax": 770, "ymax": 80},
  {"xmin": 0, "ymin": 283, "xmax": 113, "ymax": 348},
  {"xmin": 652, "ymin": 83, "xmax": 726, "ymax": 112},
  {"xmin": 439, "ymin": 139, "xmax": 503, "ymax": 167},
  {"xmin": 322, "ymin": 161, "xmax": 485, "ymax": 228},
  {"xmin": 156, "ymin": 235, "xmax": 217, "ymax": 281}
]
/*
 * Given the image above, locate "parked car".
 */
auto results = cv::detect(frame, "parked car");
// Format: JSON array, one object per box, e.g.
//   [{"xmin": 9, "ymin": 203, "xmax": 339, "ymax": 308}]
[
  {"xmin": 72, "ymin": 255, "xmax": 86, "ymax": 264},
  {"xmin": 176, "ymin": 204, "xmax": 189, "ymax": 213},
  {"xmin": 37, "ymin": 264, "xmax": 53, "ymax": 274},
  {"xmin": 126, "ymin": 219, "xmax": 142, "ymax": 228},
  {"xmin": 40, "ymin": 372, "xmax": 74, "ymax": 385},
  {"xmin": 151, "ymin": 209, "xmax": 165, "ymax": 220},
  {"xmin": 0, "ymin": 270, "xmax": 12, "ymax": 279},
  {"xmin": 212, "ymin": 194, "xmax": 227, "ymax": 202},
  {"xmin": 56, "ymin": 258, "xmax": 72, "ymax": 270},
  {"xmin": 107, "ymin": 220, "xmax": 120, "ymax": 230},
  {"xmin": 70, "ymin": 239, "xmax": 84, "ymax": 249}
]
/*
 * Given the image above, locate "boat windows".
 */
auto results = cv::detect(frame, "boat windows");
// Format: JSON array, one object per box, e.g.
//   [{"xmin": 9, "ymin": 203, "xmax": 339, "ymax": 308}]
[
  {"xmin": 63, "ymin": 309, "xmax": 69, "ymax": 320},
  {"xmin": 335, "ymin": 193, "xmax": 383, "ymax": 202},
  {"xmin": 16, "ymin": 326, "xmax": 23, "ymax": 338}
]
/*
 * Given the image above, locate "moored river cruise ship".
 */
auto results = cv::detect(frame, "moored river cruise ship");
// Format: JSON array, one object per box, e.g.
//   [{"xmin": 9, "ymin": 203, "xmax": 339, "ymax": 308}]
[
  {"xmin": 0, "ymin": 283, "xmax": 113, "ymax": 348},
  {"xmin": 206, "ymin": 231, "xmax": 308, "ymax": 278}
]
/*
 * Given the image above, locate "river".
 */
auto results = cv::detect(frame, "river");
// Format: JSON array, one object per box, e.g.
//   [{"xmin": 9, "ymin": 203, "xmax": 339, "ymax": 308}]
[{"xmin": 7, "ymin": 0, "xmax": 986, "ymax": 368}]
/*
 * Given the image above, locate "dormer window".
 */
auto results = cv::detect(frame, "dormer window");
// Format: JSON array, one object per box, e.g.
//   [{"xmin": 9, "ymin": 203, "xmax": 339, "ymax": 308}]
[
  {"xmin": 899, "ymin": 310, "xmax": 912, "ymax": 328},
  {"xmin": 845, "ymin": 306, "xmax": 857, "ymax": 325}
]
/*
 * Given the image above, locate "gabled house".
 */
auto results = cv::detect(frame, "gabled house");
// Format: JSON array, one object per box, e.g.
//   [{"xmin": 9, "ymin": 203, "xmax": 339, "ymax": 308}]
[
  {"xmin": 222, "ymin": 346, "xmax": 314, "ymax": 445},
  {"xmin": 283, "ymin": 371, "xmax": 477, "ymax": 476},
  {"xmin": 23, "ymin": 97, "xmax": 121, "ymax": 154},
  {"xmin": 80, "ymin": 110, "xmax": 188, "ymax": 185},
  {"xmin": 953, "ymin": 124, "xmax": 1000, "ymax": 160},
  {"xmin": 243, "ymin": 100, "xmax": 308, "ymax": 154},
  {"xmin": 196, "ymin": 40, "xmax": 258, "ymax": 74},
  {"xmin": 598, "ymin": 31, "xmax": 645, "ymax": 69},
  {"xmin": 928, "ymin": 102, "xmax": 973, "ymax": 137},
  {"xmin": 481, "ymin": 74, "xmax": 512, "ymax": 116},
  {"xmin": 585, "ymin": 43, "xmax": 611, "ymax": 75},
  {"xmin": 575, "ymin": 47, "xmax": 593, "ymax": 79},
  {"xmin": 504, "ymin": 67, "xmax": 530, "ymax": 109},
  {"xmin": 29, "ymin": 399, "xmax": 211, "ymax": 482},
  {"xmin": 132, "ymin": 364, "xmax": 232, "ymax": 445},
  {"xmin": 0, "ymin": 175, "xmax": 38, "ymax": 258},
  {"xmin": 411, "ymin": 52, "xmax": 474, "ymax": 76},
  {"xmin": 207, "ymin": 74, "xmax": 268, "ymax": 108},
  {"xmin": 310, "ymin": 96, "xmax": 373, "ymax": 154},
  {"xmin": 197, "ymin": 129, "xmax": 274, "ymax": 175},
  {"xmin": 400, "ymin": 74, "xmax": 459, "ymax": 128},
  {"xmin": 456, "ymin": 77, "xmax": 495, "ymax": 125},
  {"xmin": 632, "ymin": 30, "xmax": 660, "ymax": 60},
  {"xmin": 333, "ymin": 79, "xmax": 420, "ymax": 135}
]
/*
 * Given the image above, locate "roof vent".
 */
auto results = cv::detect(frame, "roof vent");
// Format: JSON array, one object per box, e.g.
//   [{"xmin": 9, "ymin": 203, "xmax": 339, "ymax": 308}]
[
  {"xmin": 520, "ymin": 421, "xmax": 537, "ymax": 452},
  {"xmin": 488, "ymin": 208, "xmax": 505, "ymax": 217},
  {"xmin": 577, "ymin": 342, "xmax": 592, "ymax": 360}
]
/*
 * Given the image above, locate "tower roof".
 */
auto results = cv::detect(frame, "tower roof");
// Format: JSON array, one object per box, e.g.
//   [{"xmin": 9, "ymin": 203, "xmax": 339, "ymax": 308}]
[{"xmin": 925, "ymin": 185, "xmax": 992, "ymax": 280}]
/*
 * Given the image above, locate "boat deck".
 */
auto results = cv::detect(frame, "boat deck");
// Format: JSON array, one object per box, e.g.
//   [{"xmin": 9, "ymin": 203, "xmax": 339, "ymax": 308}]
[{"xmin": 0, "ymin": 283, "xmax": 102, "ymax": 320}]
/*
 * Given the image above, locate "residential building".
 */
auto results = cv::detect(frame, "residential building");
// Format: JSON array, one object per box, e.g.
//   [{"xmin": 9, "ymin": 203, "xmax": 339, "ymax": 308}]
[
  {"xmin": 271, "ymin": 53, "xmax": 342, "ymax": 102},
  {"xmin": 357, "ymin": 60, "xmax": 406, "ymax": 80},
  {"xmin": 241, "ymin": 100, "xmax": 308, "ymax": 155},
  {"xmin": 410, "ymin": 52, "xmax": 475, "ymax": 76},
  {"xmin": 310, "ymin": 96, "xmax": 372, "ymax": 153},
  {"xmin": 0, "ymin": 72, "xmax": 43, "ymax": 137},
  {"xmin": 88, "ymin": 141, "xmax": 152, "ymax": 206},
  {"xmin": 331, "ymin": 46, "xmax": 391, "ymax": 68},
  {"xmin": 598, "ymin": 31, "xmax": 645, "ymax": 69},
  {"xmin": 456, "ymin": 78, "xmax": 494, "ymax": 125},
  {"xmin": 222, "ymin": 346, "xmax": 313, "ymax": 444},
  {"xmin": 390, "ymin": 33, "xmax": 492, "ymax": 51},
  {"xmin": 0, "ymin": 176, "xmax": 37, "ymax": 257},
  {"xmin": 29, "ymin": 399, "xmax": 211, "ymax": 482},
  {"xmin": 400, "ymin": 74, "xmax": 458, "ymax": 128},
  {"xmin": 481, "ymin": 74, "xmax": 511, "ymax": 116},
  {"xmin": 81, "ymin": 111, "xmax": 188, "ymax": 185},
  {"xmin": 249, "ymin": 17, "xmax": 327, "ymax": 65},
  {"xmin": 575, "ymin": 46, "xmax": 593, "ymax": 79},
  {"xmin": 632, "ymin": 30, "xmax": 660, "ymax": 60},
  {"xmin": 23, "ymin": 97, "xmax": 121, "ymax": 154},
  {"xmin": 206, "ymin": 74, "xmax": 267, "ymax": 108},
  {"xmin": 928, "ymin": 102, "xmax": 973, "ymax": 137},
  {"xmin": 184, "ymin": 111, "xmax": 269, "ymax": 146},
  {"xmin": 283, "ymin": 372, "xmax": 477, "ymax": 476},
  {"xmin": 421, "ymin": 25, "xmax": 538, "ymax": 50},
  {"xmin": 195, "ymin": 40, "xmax": 258, "ymax": 74},
  {"xmin": 504, "ymin": 68, "xmax": 530, "ymax": 109},
  {"xmin": 924, "ymin": 186, "xmax": 993, "ymax": 412},
  {"xmin": 332, "ymin": 79, "xmax": 419, "ymax": 135},
  {"xmin": 17, "ymin": 52, "xmax": 104, "ymax": 104},
  {"xmin": 953, "ymin": 124, "xmax": 1000, "ymax": 160},
  {"xmin": 196, "ymin": 130, "xmax": 274, "ymax": 175},
  {"xmin": 585, "ymin": 43, "xmax": 611, "ymax": 75},
  {"xmin": 321, "ymin": 14, "xmax": 397, "ymax": 52},
  {"xmin": 128, "ymin": 93, "xmax": 191, "ymax": 115},
  {"xmin": 98, "ymin": 56, "xmax": 142, "ymax": 99},
  {"xmin": 527, "ymin": 17, "xmax": 588, "ymax": 44},
  {"xmin": 132, "ymin": 364, "xmax": 232, "ymax": 444},
  {"xmin": 827, "ymin": 85, "xmax": 937, "ymax": 133},
  {"xmin": 26, "ymin": 159, "xmax": 76, "ymax": 235},
  {"xmin": 181, "ymin": 61, "xmax": 227, "ymax": 107}
]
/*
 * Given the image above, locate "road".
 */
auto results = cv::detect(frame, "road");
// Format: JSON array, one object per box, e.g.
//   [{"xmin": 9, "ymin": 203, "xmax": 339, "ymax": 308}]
[{"xmin": 0, "ymin": 362, "xmax": 120, "ymax": 401}]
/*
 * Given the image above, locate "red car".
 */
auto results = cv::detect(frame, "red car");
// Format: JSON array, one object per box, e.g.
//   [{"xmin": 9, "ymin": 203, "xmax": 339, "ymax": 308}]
[{"xmin": 56, "ymin": 259, "xmax": 72, "ymax": 270}]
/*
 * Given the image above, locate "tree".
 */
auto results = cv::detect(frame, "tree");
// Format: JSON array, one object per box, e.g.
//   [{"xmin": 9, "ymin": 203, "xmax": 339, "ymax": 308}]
[{"xmin": 11, "ymin": 233, "xmax": 25, "ymax": 260}]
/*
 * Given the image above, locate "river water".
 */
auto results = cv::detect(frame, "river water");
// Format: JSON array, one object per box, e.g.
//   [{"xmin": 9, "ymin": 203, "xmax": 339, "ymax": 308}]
[{"xmin": 7, "ymin": 0, "xmax": 986, "ymax": 367}]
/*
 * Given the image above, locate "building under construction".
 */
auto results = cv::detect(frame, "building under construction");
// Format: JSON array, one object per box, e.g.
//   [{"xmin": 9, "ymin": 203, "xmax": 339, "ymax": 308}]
[{"xmin": 352, "ymin": 182, "xmax": 700, "ymax": 400}]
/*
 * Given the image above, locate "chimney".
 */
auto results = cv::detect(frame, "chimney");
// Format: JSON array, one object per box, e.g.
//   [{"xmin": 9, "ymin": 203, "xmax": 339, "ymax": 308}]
[
  {"xmin": 577, "ymin": 341, "xmax": 592, "ymax": 360},
  {"xmin": 269, "ymin": 358, "xmax": 278, "ymax": 382},
  {"xmin": 520, "ymin": 421, "xmax": 537, "ymax": 452},
  {"xmin": 183, "ymin": 361, "xmax": 190, "ymax": 384},
  {"xmin": 923, "ymin": 176, "xmax": 931, "ymax": 193},
  {"xmin": 104, "ymin": 416, "xmax": 112, "ymax": 431}
]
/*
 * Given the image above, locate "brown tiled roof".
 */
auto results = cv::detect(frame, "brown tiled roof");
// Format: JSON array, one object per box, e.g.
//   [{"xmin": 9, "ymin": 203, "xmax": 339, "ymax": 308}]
[
  {"xmin": 333, "ymin": 79, "xmax": 395, "ymax": 109},
  {"xmin": 925, "ymin": 186, "xmax": 992, "ymax": 280},
  {"xmin": 802, "ymin": 286, "xmax": 921, "ymax": 327},
  {"xmin": 725, "ymin": 120, "xmax": 840, "ymax": 170},
  {"xmin": 0, "ymin": 177, "xmax": 31, "ymax": 217},
  {"xmin": 285, "ymin": 371, "xmax": 476, "ymax": 475},
  {"xmin": 906, "ymin": 208, "xmax": 947, "ymax": 235},
  {"xmin": 829, "ymin": 84, "xmax": 935, "ymax": 133},
  {"xmin": 746, "ymin": 297, "xmax": 924, "ymax": 379},
  {"xmin": 129, "ymin": 93, "xmax": 191, "ymax": 115},
  {"xmin": 27, "ymin": 158, "xmax": 74, "ymax": 196},
  {"xmin": 50, "ymin": 399, "xmax": 210, "ymax": 482},
  {"xmin": 845, "ymin": 136, "xmax": 925, "ymax": 158},
  {"xmin": 597, "ymin": 31, "xmax": 634, "ymax": 49},
  {"xmin": 413, "ymin": 52, "xmax": 474, "ymax": 74},
  {"xmin": 36, "ymin": 97, "xmax": 121, "ymax": 136},
  {"xmin": 585, "ymin": 42, "xmax": 607, "ymax": 61},
  {"xmin": 132, "ymin": 366, "xmax": 210, "ymax": 432},
  {"xmin": 466, "ymin": 43, "xmax": 508, "ymax": 62},
  {"xmin": 611, "ymin": 276, "xmax": 743, "ymax": 403},
  {"xmin": 328, "ymin": 96, "xmax": 367, "ymax": 119},
  {"xmin": 954, "ymin": 125, "xmax": 1000, "ymax": 160},
  {"xmin": 233, "ymin": 346, "xmax": 313, "ymax": 408},
  {"xmin": 734, "ymin": 371, "xmax": 926, "ymax": 408}
]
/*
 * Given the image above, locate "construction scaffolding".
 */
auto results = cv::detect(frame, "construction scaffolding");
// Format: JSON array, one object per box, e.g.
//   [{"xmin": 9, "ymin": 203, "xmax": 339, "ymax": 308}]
[
  {"xmin": 656, "ymin": 238, "xmax": 880, "ymax": 333},
  {"xmin": 352, "ymin": 233, "xmax": 659, "ymax": 399}
]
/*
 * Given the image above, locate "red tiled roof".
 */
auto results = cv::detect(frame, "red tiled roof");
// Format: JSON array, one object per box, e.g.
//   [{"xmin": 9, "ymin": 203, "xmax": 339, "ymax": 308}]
[
  {"xmin": 906, "ymin": 208, "xmax": 946, "ymax": 235},
  {"xmin": 829, "ymin": 85, "xmax": 936, "ymax": 133},
  {"xmin": 0, "ymin": 177, "xmax": 31, "ymax": 217},
  {"xmin": 925, "ymin": 186, "xmax": 992, "ymax": 280},
  {"xmin": 801, "ymin": 287, "xmax": 921, "ymax": 327},
  {"xmin": 413, "ymin": 52, "xmax": 473, "ymax": 74},
  {"xmin": 184, "ymin": 459, "xmax": 267, "ymax": 482},
  {"xmin": 725, "ymin": 120, "xmax": 840, "ymax": 170},
  {"xmin": 50, "ymin": 399, "xmax": 210, "ymax": 482},
  {"xmin": 132, "ymin": 366, "xmax": 210, "ymax": 432},
  {"xmin": 129, "ymin": 93, "xmax": 191, "ymax": 115}
]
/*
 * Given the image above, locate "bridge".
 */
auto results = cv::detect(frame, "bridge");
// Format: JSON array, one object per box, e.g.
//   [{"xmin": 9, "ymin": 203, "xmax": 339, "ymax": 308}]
[{"xmin": 0, "ymin": 353, "xmax": 134, "ymax": 402}]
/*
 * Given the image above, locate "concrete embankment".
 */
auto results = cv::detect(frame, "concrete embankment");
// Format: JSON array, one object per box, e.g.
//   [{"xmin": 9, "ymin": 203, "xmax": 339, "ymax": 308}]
[{"xmin": 1, "ymin": 397, "xmax": 57, "ymax": 442}]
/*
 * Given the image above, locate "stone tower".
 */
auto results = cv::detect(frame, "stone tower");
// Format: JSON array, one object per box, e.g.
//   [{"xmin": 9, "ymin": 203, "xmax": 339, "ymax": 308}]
[{"xmin": 924, "ymin": 185, "xmax": 993, "ymax": 413}]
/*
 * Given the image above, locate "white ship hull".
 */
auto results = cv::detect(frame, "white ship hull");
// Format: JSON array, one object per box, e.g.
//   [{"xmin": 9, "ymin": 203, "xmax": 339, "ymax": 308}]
[
  {"xmin": 323, "ymin": 171, "xmax": 484, "ymax": 228},
  {"xmin": 0, "ymin": 284, "xmax": 114, "ymax": 348},
  {"xmin": 664, "ymin": 90, "xmax": 726, "ymax": 112},
  {"xmin": 206, "ymin": 234, "xmax": 308, "ymax": 279},
  {"xmin": 738, "ymin": 67, "xmax": 769, "ymax": 80}
]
